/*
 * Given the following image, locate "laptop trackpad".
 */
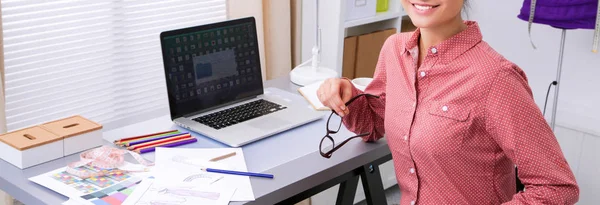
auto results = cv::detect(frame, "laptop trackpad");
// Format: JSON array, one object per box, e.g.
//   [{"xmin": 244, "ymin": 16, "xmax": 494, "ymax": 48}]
[{"xmin": 248, "ymin": 117, "xmax": 291, "ymax": 130}]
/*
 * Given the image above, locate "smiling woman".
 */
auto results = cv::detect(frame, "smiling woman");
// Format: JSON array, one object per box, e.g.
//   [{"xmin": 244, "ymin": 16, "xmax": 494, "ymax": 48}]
[{"xmin": 317, "ymin": 0, "xmax": 580, "ymax": 204}]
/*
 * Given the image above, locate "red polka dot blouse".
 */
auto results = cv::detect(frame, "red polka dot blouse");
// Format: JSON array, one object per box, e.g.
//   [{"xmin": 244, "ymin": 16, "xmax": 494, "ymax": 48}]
[{"xmin": 342, "ymin": 21, "xmax": 579, "ymax": 205}]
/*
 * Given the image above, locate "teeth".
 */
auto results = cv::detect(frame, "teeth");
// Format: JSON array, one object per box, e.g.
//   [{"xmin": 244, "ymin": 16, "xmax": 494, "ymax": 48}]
[{"xmin": 414, "ymin": 4, "xmax": 433, "ymax": 11}]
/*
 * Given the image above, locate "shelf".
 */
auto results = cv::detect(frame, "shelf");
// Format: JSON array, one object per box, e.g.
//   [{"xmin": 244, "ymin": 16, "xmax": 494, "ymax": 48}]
[{"xmin": 344, "ymin": 10, "xmax": 403, "ymax": 28}]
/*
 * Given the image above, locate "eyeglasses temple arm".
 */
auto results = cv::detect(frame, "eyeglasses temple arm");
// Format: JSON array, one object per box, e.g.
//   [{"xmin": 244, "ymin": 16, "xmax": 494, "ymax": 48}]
[{"xmin": 325, "ymin": 133, "xmax": 370, "ymax": 156}]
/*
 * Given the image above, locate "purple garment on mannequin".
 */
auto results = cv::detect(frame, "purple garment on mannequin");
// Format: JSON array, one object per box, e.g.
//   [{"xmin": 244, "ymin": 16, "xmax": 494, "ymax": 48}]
[{"xmin": 518, "ymin": 0, "xmax": 599, "ymax": 29}]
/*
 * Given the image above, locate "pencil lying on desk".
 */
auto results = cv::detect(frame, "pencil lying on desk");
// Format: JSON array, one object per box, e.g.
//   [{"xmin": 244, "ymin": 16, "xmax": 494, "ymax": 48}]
[
  {"xmin": 209, "ymin": 152, "xmax": 237, "ymax": 162},
  {"xmin": 127, "ymin": 133, "xmax": 192, "ymax": 151},
  {"xmin": 124, "ymin": 132, "xmax": 188, "ymax": 147},
  {"xmin": 117, "ymin": 131, "xmax": 182, "ymax": 147},
  {"xmin": 135, "ymin": 137, "xmax": 198, "ymax": 154},
  {"xmin": 113, "ymin": 130, "xmax": 178, "ymax": 144},
  {"xmin": 201, "ymin": 167, "xmax": 274, "ymax": 179}
]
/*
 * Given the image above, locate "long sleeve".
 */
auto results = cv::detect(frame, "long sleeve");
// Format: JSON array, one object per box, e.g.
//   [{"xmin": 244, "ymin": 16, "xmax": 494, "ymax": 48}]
[
  {"xmin": 486, "ymin": 68, "xmax": 579, "ymax": 205},
  {"xmin": 341, "ymin": 38, "xmax": 390, "ymax": 142}
]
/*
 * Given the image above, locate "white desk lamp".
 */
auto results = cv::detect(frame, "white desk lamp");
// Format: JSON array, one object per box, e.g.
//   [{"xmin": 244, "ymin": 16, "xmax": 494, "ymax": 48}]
[{"xmin": 290, "ymin": 0, "xmax": 338, "ymax": 86}]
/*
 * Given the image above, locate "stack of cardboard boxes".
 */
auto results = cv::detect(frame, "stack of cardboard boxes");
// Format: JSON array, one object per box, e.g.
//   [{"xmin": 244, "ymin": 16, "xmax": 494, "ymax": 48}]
[
  {"xmin": 342, "ymin": 16, "xmax": 417, "ymax": 78},
  {"xmin": 342, "ymin": 28, "xmax": 396, "ymax": 79}
]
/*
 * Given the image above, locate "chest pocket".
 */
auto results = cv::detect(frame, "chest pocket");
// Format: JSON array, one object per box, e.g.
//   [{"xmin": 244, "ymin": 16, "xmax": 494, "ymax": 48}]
[
  {"xmin": 423, "ymin": 101, "xmax": 472, "ymax": 156},
  {"xmin": 428, "ymin": 101, "xmax": 470, "ymax": 122}
]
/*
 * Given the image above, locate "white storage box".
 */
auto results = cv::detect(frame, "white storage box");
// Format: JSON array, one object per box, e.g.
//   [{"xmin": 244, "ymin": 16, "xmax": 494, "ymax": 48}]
[
  {"xmin": 0, "ymin": 126, "xmax": 63, "ymax": 169},
  {"xmin": 41, "ymin": 115, "xmax": 103, "ymax": 156},
  {"xmin": 346, "ymin": 0, "xmax": 377, "ymax": 21}
]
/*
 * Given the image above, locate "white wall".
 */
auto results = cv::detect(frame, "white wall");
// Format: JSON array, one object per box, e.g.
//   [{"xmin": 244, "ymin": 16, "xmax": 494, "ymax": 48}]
[{"xmin": 467, "ymin": 1, "xmax": 600, "ymax": 136}]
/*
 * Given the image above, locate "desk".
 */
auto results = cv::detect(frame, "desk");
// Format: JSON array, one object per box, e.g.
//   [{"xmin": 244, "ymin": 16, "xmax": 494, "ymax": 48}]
[{"xmin": 0, "ymin": 76, "xmax": 393, "ymax": 205}]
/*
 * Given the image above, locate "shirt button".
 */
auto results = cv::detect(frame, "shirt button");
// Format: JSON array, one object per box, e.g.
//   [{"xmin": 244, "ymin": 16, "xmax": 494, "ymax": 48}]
[
  {"xmin": 412, "ymin": 102, "xmax": 416, "ymax": 107},
  {"xmin": 411, "ymin": 200, "xmax": 416, "ymax": 205},
  {"xmin": 404, "ymin": 135, "xmax": 408, "ymax": 141},
  {"xmin": 431, "ymin": 47, "xmax": 437, "ymax": 54},
  {"xmin": 442, "ymin": 105, "xmax": 448, "ymax": 112},
  {"xmin": 420, "ymin": 71, "xmax": 426, "ymax": 77},
  {"xmin": 410, "ymin": 168, "xmax": 415, "ymax": 174}
]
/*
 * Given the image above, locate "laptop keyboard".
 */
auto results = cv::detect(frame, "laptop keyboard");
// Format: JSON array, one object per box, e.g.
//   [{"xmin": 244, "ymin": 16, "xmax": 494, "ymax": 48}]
[{"xmin": 193, "ymin": 99, "xmax": 286, "ymax": 130}]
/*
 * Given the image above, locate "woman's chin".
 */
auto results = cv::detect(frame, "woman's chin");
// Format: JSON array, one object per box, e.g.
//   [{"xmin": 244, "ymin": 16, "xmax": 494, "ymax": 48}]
[{"xmin": 409, "ymin": 19, "xmax": 438, "ymax": 29}]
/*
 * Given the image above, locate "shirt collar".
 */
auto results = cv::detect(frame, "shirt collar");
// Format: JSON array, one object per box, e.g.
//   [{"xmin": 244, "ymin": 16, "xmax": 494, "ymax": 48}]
[{"xmin": 403, "ymin": 21, "xmax": 483, "ymax": 62}]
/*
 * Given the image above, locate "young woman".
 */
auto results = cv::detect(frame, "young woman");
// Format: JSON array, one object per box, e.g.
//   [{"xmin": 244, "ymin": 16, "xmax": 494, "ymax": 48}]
[{"xmin": 317, "ymin": 0, "xmax": 579, "ymax": 204}]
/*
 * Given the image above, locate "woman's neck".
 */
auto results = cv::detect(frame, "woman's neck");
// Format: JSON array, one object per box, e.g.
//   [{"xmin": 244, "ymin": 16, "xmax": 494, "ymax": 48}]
[
  {"xmin": 417, "ymin": 16, "xmax": 467, "ymax": 68},
  {"xmin": 419, "ymin": 17, "xmax": 467, "ymax": 50}
]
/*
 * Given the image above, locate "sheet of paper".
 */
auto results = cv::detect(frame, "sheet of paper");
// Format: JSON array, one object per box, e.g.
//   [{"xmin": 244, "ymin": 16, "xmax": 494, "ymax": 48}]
[
  {"xmin": 29, "ymin": 162, "xmax": 147, "ymax": 204},
  {"xmin": 154, "ymin": 147, "xmax": 255, "ymax": 201},
  {"xmin": 123, "ymin": 179, "xmax": 235, "ymax": 205}
]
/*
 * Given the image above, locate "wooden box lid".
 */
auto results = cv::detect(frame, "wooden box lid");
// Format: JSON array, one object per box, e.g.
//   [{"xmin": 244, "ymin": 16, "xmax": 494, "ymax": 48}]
[
  {"xmin": 41, "ymin": 115, "xmax": 103, "ymax": 138},
  {"xmin": 0, "ymin": 126, "xmax": 62, "ymax": 151}
]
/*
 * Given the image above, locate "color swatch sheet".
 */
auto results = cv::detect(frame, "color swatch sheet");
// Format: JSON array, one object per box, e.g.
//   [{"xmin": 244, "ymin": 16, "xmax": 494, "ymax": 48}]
[
  {"xmin": 30, "ymin": 162, "xmax": 144, "ymax": 205},
  {"xmin": 76, "ymin": 178, "xmax": 141, "ymax": 205}
]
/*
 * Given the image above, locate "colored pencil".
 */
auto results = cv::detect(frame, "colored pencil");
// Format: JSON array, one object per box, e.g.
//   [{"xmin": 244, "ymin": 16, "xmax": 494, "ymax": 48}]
[
  {"xmin": 201, "ymin": 167, "xmax": 274, "ymax": 179},
  {"xmin": 136, "ymin": 138, "xmax": 198, "ymax": 154},
  {"xmin": 113, "ymin": 130, "xmax": 178, "ymax": 143},
  {"xmin": 127, "ymin": 134, "xmax": 192, "ymax": 151},
  {"xmin": 126, "ymin": 134, "xmax": 191, "ymax": 150},
  {"xmin": 116, "ymin": 131, "xmax": 181, "ymax": 146},
  {"xmin": 209, "ymin": 152, "xmax": 237, "ymax": 162},
  {"xmin": 125, "ymin": 132, "xmax": 188, "ymax": 147},
  {"xmin": 116, "ymin": 131, "xmax": 180, "ymax": 147}
]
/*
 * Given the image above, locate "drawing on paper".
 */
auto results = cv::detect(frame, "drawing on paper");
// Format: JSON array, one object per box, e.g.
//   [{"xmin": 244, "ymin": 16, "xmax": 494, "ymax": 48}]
[
  {"xmin": 182, "ymin": 173, "xmax": 222, "ymax": 184},
  {"xmin": 157, "ymin": 187, "xmax": 220, "ymax": 200},
  {"xmin": 153, "ymin": 148, "xmax": 253, "ymax": 201},
  {"xmin": 158, "ymin": 155, "xmax": 224, "ymax": 185},
  {"xmin": 125, "ymin": 180, "xmax": 234, "ymax": 205},
  {"xmin": 171, "ymin": 155, "xmax": 203, "ymax": 167}
]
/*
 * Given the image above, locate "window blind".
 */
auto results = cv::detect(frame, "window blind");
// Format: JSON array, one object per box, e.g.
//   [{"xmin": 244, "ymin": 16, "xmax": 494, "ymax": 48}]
[{"xmin": 2, "ymin": 0, "xmax": 227, "ymax": 131}]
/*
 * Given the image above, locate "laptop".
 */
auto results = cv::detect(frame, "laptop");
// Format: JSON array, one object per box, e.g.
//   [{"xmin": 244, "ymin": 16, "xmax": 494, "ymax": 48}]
[{"xmin": 160, "ymin": 17, "xmax": 323, "ymax": 147}]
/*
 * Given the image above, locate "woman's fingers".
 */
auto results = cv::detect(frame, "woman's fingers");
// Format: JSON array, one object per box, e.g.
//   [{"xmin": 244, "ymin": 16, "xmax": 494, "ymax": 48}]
[
  {"xmin": 316, "ymin": 78, "xmax": 352, "ymax": 117},
  {"xmin": 328, "ymin": 79, "xmax": 349, "ymax": 117},
  {"xmin": 317, "ymin": 80, "xmax": 330, "ymax": 103},
  {"xmin": 329, "ymin": 95, "xmax": 347, "ymax": 117},
  {"xmin": 340, "ymin": 79, "xmax": 354, "ymax": 105}
]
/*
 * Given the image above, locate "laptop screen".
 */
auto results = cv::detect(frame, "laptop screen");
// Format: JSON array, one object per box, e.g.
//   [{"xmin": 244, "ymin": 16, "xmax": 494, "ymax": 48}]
[{"xmin": 160, "ymin": 17, "xmax": 263, "ymax": 119}]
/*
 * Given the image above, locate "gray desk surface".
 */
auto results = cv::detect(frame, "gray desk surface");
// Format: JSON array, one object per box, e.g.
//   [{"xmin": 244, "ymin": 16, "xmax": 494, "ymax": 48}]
[{"xmin": 0, "ymin": 76, "xmax": 391, "ymax": 205}]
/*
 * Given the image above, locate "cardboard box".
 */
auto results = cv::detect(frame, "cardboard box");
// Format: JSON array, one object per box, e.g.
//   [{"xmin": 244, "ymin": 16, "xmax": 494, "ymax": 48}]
[
  {"xmin": 346, "ymin": 0, "xmax": 377, "ymax": 21},
  {"xmin": 355, "ymin": 28, "xmax": 397, "ymax": 78},
  {"xmin": 41, "ymin": 115, "xmax": 103, "ymax": 156},
  {"xmin": 342, "ymin": 36, "xmax": 358, "ymax": 79},
  {"xmin": 0, "ymin": 126, "xmax": 63, "ymax": 169}
]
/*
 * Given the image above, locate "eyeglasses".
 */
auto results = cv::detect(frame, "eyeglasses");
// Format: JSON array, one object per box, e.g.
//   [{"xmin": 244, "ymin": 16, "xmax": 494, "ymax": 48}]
[{"xmin": 319, "ymin": 93, "xmax": 380, "ymax": 158}]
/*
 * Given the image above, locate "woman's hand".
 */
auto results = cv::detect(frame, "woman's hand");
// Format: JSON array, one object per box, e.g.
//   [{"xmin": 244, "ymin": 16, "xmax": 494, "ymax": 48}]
[{"xmin": 317, "ymin": 78, "xmax": 354, "ymax": 117}]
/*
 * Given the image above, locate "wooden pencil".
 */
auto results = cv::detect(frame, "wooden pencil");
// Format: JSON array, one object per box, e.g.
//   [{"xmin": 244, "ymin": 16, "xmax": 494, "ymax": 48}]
[
  {"xmin": 209, "ymin": 152, "xmax": 237, "ymax": 162},
  {"xmin": 121, "ymin": 132, "xmax": 186, "ymax": 147},
  {"xmin": 113, "ymin": 130, "xmax": 178, "ymax": 143},
  {"xmin": 117, "ymin": 131, "xmax": 180, "ymax": 144},
  {"xmin": 135, "ymin": 137, "xmax": 198, "ymax": 154},
  {"xmin": 116, "ymin": 131, "xmax": 180, "ymax": 147},
  {"xmin": 127, "ymin": 134, "xmax": 192, "ymax": 151}
]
